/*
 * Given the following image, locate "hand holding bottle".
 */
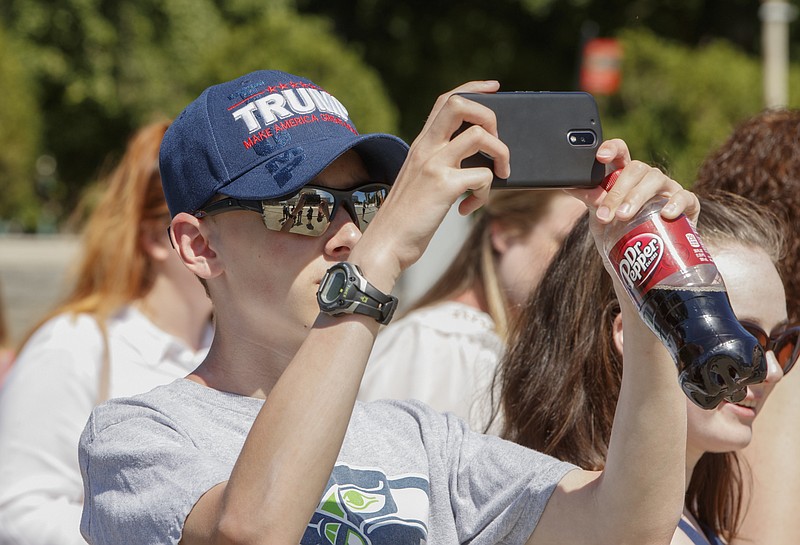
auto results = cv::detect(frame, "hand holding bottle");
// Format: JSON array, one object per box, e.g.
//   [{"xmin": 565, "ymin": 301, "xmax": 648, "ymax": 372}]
[{"xmin": 601, "ymin": 169, "xmax": 767, "ymax": 408}]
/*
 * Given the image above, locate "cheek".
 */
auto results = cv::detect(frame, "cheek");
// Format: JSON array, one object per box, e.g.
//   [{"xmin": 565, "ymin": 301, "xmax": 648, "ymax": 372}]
[
  {"xmin": 686, "ymin": 402, "xmax": 728, "ymax": 445},
  {"xmin": 499, "ymin": 248, "xmax": 546, "ymax": 305},
  {"xmin": 499, "ymin": 233, "xmax": 560, "ymax": 299},
  {"xmin": 232, "ymin": 235, "xmax": 297, "ymax": 295},
  {"xmin": 754, "ymin": 382, "xmax": 778, "ymax": 408},
  {"xmin": 686, "ymin": 403, "xmax": 715, "ymax": 435}
]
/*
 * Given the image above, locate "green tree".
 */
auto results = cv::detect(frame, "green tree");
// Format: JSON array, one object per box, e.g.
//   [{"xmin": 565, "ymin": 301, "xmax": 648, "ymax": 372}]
[
  {"xmin": 297, "ymin": 0, "xmax": 800, "ymax": 186},
  {"xmin": 295, "ymin": 0, "xmax": 798, "ymax": 141},
  {"xmin": 0, "ymin": 0, "xmax": 227, "ymax": 229},
  {"xmin": 0, "ymin": 0, "xmax": 399, "ymax": 230},
  {"xmin": 601, "ymin": 28, "xmax": 800, "ymax": 185},
  {"xmin": 0, "ymin": 24, "xmax": 41, "ymax": 231},
  {"xmin": 194, "ymin": 8, "xmax": 399, "ymax": 134}
]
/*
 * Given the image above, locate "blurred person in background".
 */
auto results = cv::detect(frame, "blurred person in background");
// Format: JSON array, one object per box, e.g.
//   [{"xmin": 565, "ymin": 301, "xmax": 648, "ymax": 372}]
[
  {"xmin": 693, "ymin": 109, "xmax": 800, "ymax": 545},
  {"xmin": 0, "ymin": 120, "xmax": 214, "ymax": 545},
  {"xmin": 358, "ymin": 189, "xmax": 585, "ymax": 430},
  {"xmin": 496, "ymin": 192, "xmax": 794, "ymax": 545}
]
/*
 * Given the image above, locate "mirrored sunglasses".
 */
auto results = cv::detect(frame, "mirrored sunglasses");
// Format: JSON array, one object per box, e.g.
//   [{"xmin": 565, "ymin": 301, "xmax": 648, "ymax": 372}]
[
  {"xmin": 740, "ymin": 320, "xmax": 800, "ymax": 374},
  {"xmin": 193, "ymin": 183, "xmax": 390, "ymax": 237}
]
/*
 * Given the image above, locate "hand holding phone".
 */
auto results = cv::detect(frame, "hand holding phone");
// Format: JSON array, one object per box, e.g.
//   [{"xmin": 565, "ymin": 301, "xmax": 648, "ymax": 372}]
[{"xmin": 455, "ymin": 92, "xmax": 605, "ymax": 189}]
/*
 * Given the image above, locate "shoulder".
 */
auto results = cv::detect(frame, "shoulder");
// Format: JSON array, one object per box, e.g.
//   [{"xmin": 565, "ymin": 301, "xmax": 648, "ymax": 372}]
[
  {"xmin": 82, "ymin": 381, "xmax": 188, "ymax": 439},
  {"xmin": 354, "ymin": 398, "xmax": 448, "ymax": 425},
  {"xmin": 9, "ymin": 313, "xmax": 105, "ymax": 380},
  {"xmin": 82, "ymin": 379, "xmax": 262, "ymax": 447},
  {"xmin": 23, "ymin": 312, "xmax": 104, "ymax": 349},
  {"xmin": 375, "ymin": 302, "xmax": 500, "ymax": 348},
  {"xmin": 399, "ymin": 302, "xmax": 496, "ymax": 332},
  {"xmin": 79, "ymin": 380, "xmax": 250, "ymax": 545}
]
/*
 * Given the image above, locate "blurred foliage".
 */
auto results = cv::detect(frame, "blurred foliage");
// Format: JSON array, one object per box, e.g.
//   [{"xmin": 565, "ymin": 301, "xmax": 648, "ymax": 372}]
[
  {"xmin": 0, "ymin": 0, "xmax": 398, "ymax": 232},
  {"xmin": 298, "ymin": 0, "xmax": 800, "ymax": 186},
  {"xmin": 194, "ymin": 9, "xmax": 399, "ymax": 135},
  {"xmin": 0, "ymin": 26, "xmax": 41, "ymax": 232},
  {"xmin": 294, "ymin": 0, "xmax": 796, "ymax": 141},
  {"xmin": 600, "ymin": 28, "xmax": 800, "ymax": 186},
  {"xmin": 2, "ymin": 0, "xmax": 800, "ymax": 230}
]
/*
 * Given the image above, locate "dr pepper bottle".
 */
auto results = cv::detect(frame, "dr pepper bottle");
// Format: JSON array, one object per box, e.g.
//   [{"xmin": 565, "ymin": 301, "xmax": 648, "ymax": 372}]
[{"xmin": 601, "ymin": 170, "xmax": 766, "ymax": 409}]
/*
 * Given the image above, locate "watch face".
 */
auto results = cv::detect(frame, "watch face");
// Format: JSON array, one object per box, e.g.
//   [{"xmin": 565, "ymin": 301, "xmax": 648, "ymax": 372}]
[{"xmin": 321, "ymin": 269, "xmax": 347, "ymax": 304}]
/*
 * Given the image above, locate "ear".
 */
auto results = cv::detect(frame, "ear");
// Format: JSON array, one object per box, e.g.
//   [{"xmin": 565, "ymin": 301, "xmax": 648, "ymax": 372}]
[
  {"xmin": 489, "ymin": 220, "xmax": 514, "ymax": 254},
  {"xmin": 612, "ymin": 312, "xmax": 624, "ymax": 356},
  {"xmin": 140, "ymin": 222, "xmax": 173, "ymax": 262},
  {"xmin": 170, "ymin": 213, "xmax": 221, "ymax": 280}
]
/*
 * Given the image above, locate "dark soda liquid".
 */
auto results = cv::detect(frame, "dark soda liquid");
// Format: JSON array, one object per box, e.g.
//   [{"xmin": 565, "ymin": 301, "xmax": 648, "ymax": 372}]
[{"xmin": 639, "ymin": 286, "xmax": 766, "ymax": 409}]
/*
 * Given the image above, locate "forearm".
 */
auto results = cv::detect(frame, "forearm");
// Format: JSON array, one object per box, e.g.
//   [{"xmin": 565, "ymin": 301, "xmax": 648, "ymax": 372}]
[
  {"xmin": 208, "ymin": 244, "xmax": 398, "ymax": 545},
  {"xmin": 597, "ymin": 299, "xmax": 686, "ymax": 545},
  {"xmin": 210, "ymin": 314, "xmax": 379, "ymax": 545}
]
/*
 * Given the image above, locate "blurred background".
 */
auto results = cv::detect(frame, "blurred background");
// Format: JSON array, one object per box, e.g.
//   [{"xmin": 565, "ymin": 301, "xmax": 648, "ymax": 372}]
[{"xmin": 1, "ymin": 0, "xmax": 798, "ymax": 343}]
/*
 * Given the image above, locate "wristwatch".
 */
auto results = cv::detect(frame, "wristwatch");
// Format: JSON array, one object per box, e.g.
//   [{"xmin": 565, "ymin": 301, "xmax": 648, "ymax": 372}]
[{"xmin": 317, "ymin": 262, "xmax": 398, "ymax": 325}]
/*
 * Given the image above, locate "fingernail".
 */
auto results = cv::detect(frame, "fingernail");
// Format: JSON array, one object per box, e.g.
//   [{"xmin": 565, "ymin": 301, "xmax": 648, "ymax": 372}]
[
  {"xmin": 662, "ymin": 202, "xmax": 678, "ymax": 215},
  {"xmin": 617, "ymin": 203, "xmax": 631, "ymax": 216},
  {"xmin": 596, "ymin": 206, "xmax": 611, "ymax": 221},
  {"xmin": 596, "ymin": 149, "xmax": 613, "ymax": 159}
]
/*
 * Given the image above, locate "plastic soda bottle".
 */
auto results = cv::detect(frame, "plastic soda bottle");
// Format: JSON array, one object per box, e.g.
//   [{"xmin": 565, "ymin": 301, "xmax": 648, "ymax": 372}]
[{"xmin": 601, "ymin": 170, "xmax": 766, "ymax": 409}]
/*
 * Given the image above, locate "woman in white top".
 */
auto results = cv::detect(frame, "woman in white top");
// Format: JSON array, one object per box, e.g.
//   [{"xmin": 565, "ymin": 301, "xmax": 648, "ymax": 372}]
[
  {"xmin": 358, "ymin": 189, "xmax": 585, "ymax": 430},
  {"xmin": 0, "ymin": 121, "xmax": 214, "ymax": 545}
]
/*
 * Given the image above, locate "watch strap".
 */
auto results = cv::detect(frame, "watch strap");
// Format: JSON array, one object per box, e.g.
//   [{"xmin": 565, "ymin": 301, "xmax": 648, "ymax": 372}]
[{"xmin": 319, "ymin": 262, "xmax": 398, "ymax": 325}]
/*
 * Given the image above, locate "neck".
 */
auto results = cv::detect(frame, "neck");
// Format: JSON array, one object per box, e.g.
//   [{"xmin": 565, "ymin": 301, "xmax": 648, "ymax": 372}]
[
  {"xmin": 138, "ymin": 276, "xmax": 211, "ymax": 351},
  {"xmin": 189, "ymin": 324, "xmax": 296, "ymax": 399},
  {"xmin": 685, "ymin": 445, "xmax": 704, "ymax": 492},
  {"xmin": 449, "ymin": 285, "xmax": 488, "ymax": 313}
]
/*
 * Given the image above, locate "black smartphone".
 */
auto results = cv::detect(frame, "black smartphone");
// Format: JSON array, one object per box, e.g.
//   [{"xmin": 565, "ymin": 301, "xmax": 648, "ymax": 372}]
[{"xmin": 455, "ymin": 91, "xmax": 605, "ymax": 189}]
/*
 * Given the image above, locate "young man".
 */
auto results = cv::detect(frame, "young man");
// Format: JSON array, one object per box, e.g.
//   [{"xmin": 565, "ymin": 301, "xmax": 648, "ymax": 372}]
[{"xmin": 79, "ymin": 69, "xmax": 697, "ymax": 545}]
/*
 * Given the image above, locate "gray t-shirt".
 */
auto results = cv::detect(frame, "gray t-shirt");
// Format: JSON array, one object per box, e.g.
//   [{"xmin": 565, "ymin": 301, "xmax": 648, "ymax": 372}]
[{"xmin": 79, "ymin": 379, "xmax": 575, "ymax": 545}]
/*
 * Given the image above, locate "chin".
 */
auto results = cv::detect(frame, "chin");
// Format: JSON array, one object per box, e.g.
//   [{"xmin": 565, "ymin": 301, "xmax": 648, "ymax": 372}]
[
  {"xmin": 688, "ymin": 413, "xmax": 754, "ymax": 454},
  {"xmin": 696, "ymin": 429, "xmax": 753, "ymax": 454}
]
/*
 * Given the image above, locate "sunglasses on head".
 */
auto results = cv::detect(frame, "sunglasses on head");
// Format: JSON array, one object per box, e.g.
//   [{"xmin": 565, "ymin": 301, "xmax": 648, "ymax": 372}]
[
  {"xmin": 193, "ymin": 183, "xmax": 390, "ymax": 237},
  {"xmin": 740, "ymin": 320, "xmax": 800, "ymax": 374}
]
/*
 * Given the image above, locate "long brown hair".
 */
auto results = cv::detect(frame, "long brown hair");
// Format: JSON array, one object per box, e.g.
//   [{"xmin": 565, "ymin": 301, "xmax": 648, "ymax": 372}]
[
  {"xmin": 694, "ymin": 108, "xmax": 800, "ymax": 321},
  {"xmin": 408, "ymin": 189, "xmax": 570, "ymax": 340},
  {"xmin": 17, "ymin": 120, "xmax": 171, "ymax": 349},
  {"xmin": 496, "ymin": 191, "xmax": 785, "ymax": 542}
]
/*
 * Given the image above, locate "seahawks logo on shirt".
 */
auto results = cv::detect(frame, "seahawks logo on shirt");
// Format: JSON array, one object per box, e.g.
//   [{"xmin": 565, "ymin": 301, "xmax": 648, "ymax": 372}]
[{"xmin": 303, "ymin": 464, "xmax": 430, "ymax": 545}]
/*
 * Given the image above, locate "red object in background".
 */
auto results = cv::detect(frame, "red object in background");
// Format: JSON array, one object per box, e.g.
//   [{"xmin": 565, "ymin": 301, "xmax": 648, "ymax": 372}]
[{"xmin": 580, "ymin": 38, "xmax": 622, "ymax": 95}]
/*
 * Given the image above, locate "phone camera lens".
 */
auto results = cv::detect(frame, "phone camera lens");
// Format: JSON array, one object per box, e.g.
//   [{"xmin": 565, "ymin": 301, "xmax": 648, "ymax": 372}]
[{"xmin": 567, "ymin": 130, "xmax": 597, "ymax": 147}]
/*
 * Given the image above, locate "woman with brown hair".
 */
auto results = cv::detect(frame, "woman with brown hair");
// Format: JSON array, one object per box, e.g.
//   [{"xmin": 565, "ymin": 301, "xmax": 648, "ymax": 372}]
[
  {"xmin": 358, "ymin": 189, "xmax": 585, "ymax": 429},
  {"xmin": 693, "ymin": 109, "xmax": 800, "ymax": 544},
  {"xmin": 0, "ymin": 120, "xmax": 214, "ymax": 545},
  {"xmin": 496, "ymin": 191, "xmax": 796, "ymax": 544}
]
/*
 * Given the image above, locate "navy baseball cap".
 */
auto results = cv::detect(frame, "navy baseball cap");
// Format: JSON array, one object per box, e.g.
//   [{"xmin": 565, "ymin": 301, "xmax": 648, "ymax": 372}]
[{"xmin": 160, "ymin": 70, "xmax": 409, "ymax": 217}]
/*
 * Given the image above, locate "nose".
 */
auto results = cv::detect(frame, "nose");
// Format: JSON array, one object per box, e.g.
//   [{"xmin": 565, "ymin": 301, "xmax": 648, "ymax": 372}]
[
  {"xmin": 763, "ymin": 349, "xmax": 785, "ymax": 385},
  {"xmin": 323, "ymin": 206, "xmax": 361, "ymax": 259}
]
